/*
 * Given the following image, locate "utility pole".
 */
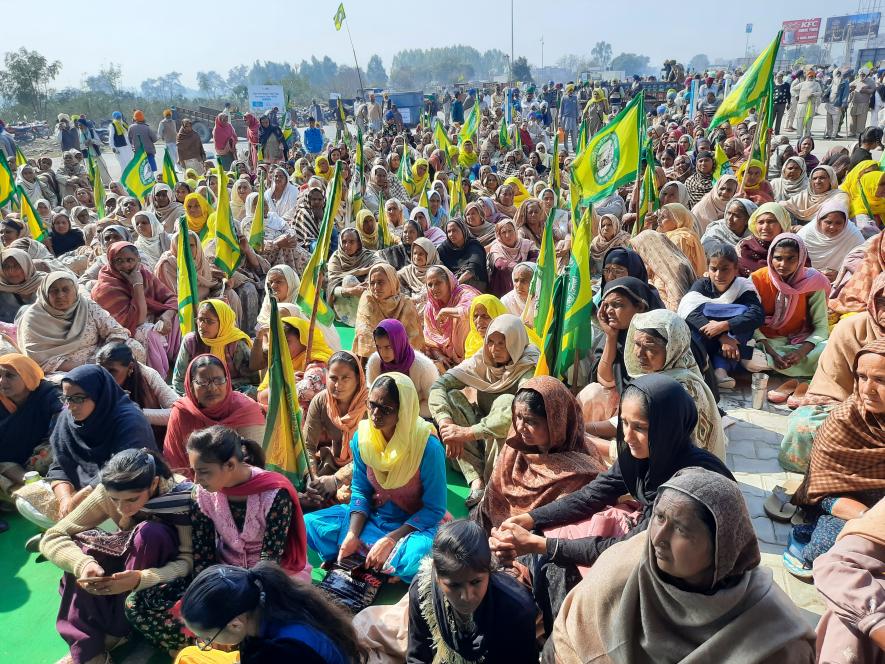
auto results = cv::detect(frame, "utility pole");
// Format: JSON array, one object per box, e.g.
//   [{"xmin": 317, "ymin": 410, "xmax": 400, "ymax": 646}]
[{"xmin": 510, "ymin": 0, "xmax": 515, "ymax": 86}]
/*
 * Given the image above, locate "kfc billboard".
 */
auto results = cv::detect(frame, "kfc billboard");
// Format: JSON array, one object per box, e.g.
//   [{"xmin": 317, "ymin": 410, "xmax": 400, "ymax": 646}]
[{"xmin": 781, "ymin": 18, "xmax": 822, "ymax": 45}]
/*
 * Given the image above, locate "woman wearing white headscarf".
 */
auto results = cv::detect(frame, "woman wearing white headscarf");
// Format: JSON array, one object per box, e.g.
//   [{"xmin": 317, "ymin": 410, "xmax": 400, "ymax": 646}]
[
  {"xmin": 16, "ymin": 165, "xmax": 44, "ymax": 202},
  {"xmin": 132, "ymin": 211, "xmax": 171, "ymax": 271},
  {"xmin": 782, "ymin": 165, "xmax": 848, "ymax": 225},
  {"xmin": 240, "ymin": 191, "xmax": 308, "ymax": 273},
  {"xmin": 770, "ymin": 155, "xmax": 809, "ymax": 202},
  {"xmin": 797, "ymin": 196, "xmax": 865, "ymax": 281}
]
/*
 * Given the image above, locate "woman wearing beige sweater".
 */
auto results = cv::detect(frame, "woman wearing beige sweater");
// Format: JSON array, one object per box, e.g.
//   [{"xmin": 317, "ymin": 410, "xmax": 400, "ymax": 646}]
[{"xmin": 40, "ymin": 449, "xmax": 193, "ymax": 664}]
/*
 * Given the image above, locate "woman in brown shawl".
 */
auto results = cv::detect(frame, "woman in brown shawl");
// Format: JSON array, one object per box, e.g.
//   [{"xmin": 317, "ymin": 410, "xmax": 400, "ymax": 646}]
[
  {"xmin": 830, "ymin": 233, "xmax": 885, "ymax": 316},
  {"xmin": 463, "ymin": 201, "xmax": 496, "ymax": 247},
  {"xmin": 352, "ymin": 263, "xmax": 422, "ymax": 360},
  {"xmin": 547, "ymin": 468, "xmax": 815, "ymax": 664},
  {"xmin": 513, "ymin": 197, "xmax": 546, "ymax": 250},
  {"xmin": 326, "ymin": 227, "xmax": 378, "ymax": 326},
  {"xmin": 148, "ymin": 183, "xmax": 184, "ymax": 233},
  {"xmin": 786, "ymin": 340, "xmax": 885, "ymax": 579},
  {"xmin": 589, "ymin": 214, "xmax": 631, "ymax": 276},
  {"xmin": 477, "ymin": 375, "xmax": 606, "ymax": 532}
]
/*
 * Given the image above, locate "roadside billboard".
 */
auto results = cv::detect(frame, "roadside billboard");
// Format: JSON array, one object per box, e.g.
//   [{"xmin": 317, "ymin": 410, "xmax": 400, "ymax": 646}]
[
  {"xmin": 247, "ymin": 85, "xmax": 285, "ymax": 114},
  {"xmin": 823, "ymin": 13, "xmax": 881, "ymax": 43},
  {"xmin": 781, "ymin": 18, "xmax": 822, "ymax": 45}
]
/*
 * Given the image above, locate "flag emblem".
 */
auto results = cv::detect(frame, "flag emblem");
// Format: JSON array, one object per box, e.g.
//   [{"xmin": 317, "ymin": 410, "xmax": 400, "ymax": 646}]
[{"xmin": 591, "ymin": 133, "xmax": 620, "ymax": 185}]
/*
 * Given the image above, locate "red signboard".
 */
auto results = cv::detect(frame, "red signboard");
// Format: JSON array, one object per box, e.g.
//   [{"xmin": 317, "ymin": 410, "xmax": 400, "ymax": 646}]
[{"xmin": 781, "ymin": 18, "xmax": 822, "ymax": 45}]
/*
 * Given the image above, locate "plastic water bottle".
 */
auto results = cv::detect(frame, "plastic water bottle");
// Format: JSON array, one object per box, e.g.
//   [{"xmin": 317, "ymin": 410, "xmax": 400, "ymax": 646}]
[{"xmin": 23, "ymin": 471, "xmax": 41, "ymax": 485}]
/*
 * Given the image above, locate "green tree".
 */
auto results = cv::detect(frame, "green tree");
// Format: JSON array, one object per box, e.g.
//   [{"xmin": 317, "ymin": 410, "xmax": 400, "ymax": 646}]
[
  {"xmin": 591, "ymin": 42, "xmax": 613, "ymax": 69},
  {"xmin": 512, "ymin": 56, "xmax": 533, "ymax": 83},
  {"xmin": 689, "ymin": 54, "xmax": 710, "ymax": 72},
  {"xmin": 0, "ymin": 48, "xmax": 61, "ymax": 119},
  {"xmin": 196, "ymin": 70, "xmax": 228, "ymax": 98},
  {"xmin": 609, "ymin": 52, "xmax": 650, "ymax": 76},
  {"xmin": 84, "ymin": 63, "xmax": 123, "ymax": 98},
  {"xmin": 367, "ymin": 55, "xmax": 388, "ymax": 86}
]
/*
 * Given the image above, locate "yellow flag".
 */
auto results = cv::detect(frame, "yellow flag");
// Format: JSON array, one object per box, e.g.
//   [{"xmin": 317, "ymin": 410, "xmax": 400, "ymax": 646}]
[
  {"xmin": 212, "ymin": 161, "xmax": 242, "ymax": 277},
  {"xmin": 333, "ymin": 2, "xmax": 346, "ymax": 30},
  {"xmin": 176, "ymin": 216, "xmax": 200, "ymax": 335},
  {"xmin": 570, "ymin": 92, "xmax": 643, "ymax": 206},
  {"xmin": 0, "ymin": 157, "xmax": 14, "ymax": 208},
  {"xmin": 18, "ymin": 185, "xmax": 47, "ymax": 241},
  {"xmin": 121, "ymin": 146, "xmax": 156, "ymax": 201}
]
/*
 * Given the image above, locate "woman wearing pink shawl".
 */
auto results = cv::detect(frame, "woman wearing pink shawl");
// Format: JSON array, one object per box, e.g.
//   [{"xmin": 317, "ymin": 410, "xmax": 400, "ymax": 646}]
[
  {"xmin": 212, "ymin": 113, "xmax": 238, "ymax": 170},
  {"xmin": 423, "ymin": 265, "xmax": 480, "ymax": 371},
  {"xmin": 749, "ymin": 234, "xmax": 832, "ymax": 377},
  {"xmin": 487, "ymin": 218, "xmax": 538, "ymax": 297},
  {"xmin": 243, "ymin": 113, "xmax": 260, "ymax": 172}
]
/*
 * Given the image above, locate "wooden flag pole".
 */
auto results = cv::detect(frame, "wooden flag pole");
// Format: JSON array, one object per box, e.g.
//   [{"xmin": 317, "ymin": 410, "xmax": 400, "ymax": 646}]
[{"xmin": 304, "ymin": 271, "xmax": 325, "ymax": 373}]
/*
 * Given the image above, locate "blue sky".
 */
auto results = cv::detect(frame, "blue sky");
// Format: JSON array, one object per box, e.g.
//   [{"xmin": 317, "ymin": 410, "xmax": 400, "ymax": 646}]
[{"xmin": 8, "ymin": 0, "xmax": 858, "ymax": 88}]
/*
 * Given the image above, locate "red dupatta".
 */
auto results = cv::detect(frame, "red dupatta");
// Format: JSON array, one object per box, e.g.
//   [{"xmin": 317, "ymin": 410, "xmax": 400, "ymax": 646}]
[{"xmin": 92, "ymin": 241, "xmax": 177, "ymax": 334}]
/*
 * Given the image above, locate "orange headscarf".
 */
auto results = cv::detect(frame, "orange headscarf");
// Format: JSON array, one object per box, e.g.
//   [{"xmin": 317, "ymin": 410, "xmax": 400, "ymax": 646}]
[
  {"xmin": 324, "ymin": 350, "xmax": 368, "ymax": 466},
  {"xmin": 0, "ymin": 353, "xmax": 44, "ymax": 413}
]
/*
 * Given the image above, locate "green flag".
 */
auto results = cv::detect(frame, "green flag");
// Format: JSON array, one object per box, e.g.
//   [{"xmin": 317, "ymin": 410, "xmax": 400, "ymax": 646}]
[{"xmin": 333, "ymin": 2, "xmax": 346, "ymax": 30}]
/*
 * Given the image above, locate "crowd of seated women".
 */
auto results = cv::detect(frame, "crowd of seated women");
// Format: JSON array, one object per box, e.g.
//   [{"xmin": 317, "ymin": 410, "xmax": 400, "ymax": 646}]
[{"xmin": 2, "ymin": 92, "xmax": 885, "ymax": 663}]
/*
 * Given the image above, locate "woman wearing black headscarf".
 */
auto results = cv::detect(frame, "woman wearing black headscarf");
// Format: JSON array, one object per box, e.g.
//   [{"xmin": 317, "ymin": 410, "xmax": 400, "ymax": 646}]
[
  {"xmin": 490, "ymin": 374, "xmax": 734, "ymax": 634},
  {"xmin": 592, "ymin": 247, "xmax": 663, "ymax": 313},
  {"xmin": 437, "ymin": 217, "xmax": 488, "ymax": 292},
  {"xmin": 16, "ymin": 365, "xmax": 156, "ymax": 531},
  {"xmin": 377, "ymin": 219, "xmax": 423, "ymax": 271}
]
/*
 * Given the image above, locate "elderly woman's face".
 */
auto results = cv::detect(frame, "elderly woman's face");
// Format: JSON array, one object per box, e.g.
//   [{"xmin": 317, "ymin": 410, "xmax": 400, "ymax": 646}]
[
  {"xmin": 111, "ymin": 247, "xmax": 140, "ymax": 274},
  {"xmin": 267, "ymin": 271, "xmax": 289, "ymax": 299},
  {"xmin": 857, "ymin": 351, "xmax": 885, "ymax": 414},
  {"xmin": 368, "ymin": 268, "xmax": 390, "ymax": 300},
  {"xmin": 513, "ymin": 396, "xmax": 550, "ymax": 449},
  {"xmin": 465, "ymin": 206, "xmax": 482, "ymax": 227},
  {"xmin": 2, "ymin": 257, "xmax": 25, "ymax": 285},
  {"xmin": 76, "ymin": 189, "xmax": 90, "ymax": 204},
  {"xmin": 360, "ymin": 214, "xmax": 376, "ymax": 235},
  {"xmin": 426, "ymin": 269, "xmax": 451, "ymax": 303},
  {"xmin": 21, "ymin": 168, "xmax": 35, "ymax": 183},
  {"xmin": 412, "ymin": 245, "xmax": 428, "ymax": 268},
  {"xmin": 754, "ymin": 212, "xmax": 782, "ymax": 242},
  {"xmin": 600, "ymin": 216, "xmax": 617, "ymax": 240},
  {"xmin": 473, "ymin": 304, "xmax": 493, "ymax": 338},
  {"xmin": 191, "ymin": 362, "xmax": 227, "ymax": 410},
  {"xmin": 783, "ymin": 160, "xmax": 802, "ymax": 180},
  {"xmin": 716, "ymin": 179, "xmax": 737, "ymax": 200},
  {"xmin": 810, "ymin": 168, "xmax": 831, "ymax": 194},
  {"xmin": 446, "ymin": 221, "xmax": 465, "ymax": 247},
  {"xmin": 121, "ymin": 199, "xmax": 138, "ymax": 216},
  {"xmin": 657, "ymin": 208, "xmax": 677, "ymax": 232},
  {"xmin": 134, "ymin": 214, "xmax": 153, "ymax": 238},
  {"xmin": 186, "ymin": 198, "xmax": 203, "ymax": 217},
  {"xmin": 103, "ymin": 230, "xmax": 124, "ymax": 247},
  {"xmin": 340, "ymin": 231, "xmax": 359, "ymax": 256},
  {"xmin": 744, "ymin": 166, "xmax": 762, "ymax": 185},
  {"xmin": 725, "ymin": 202, "xmax": 750, "ymax": 235},
  {"xmin": 236, "ymin": 181, "xmax": 251, "ymax": 199},
  {"xmin": 498, "ymin": 186, "xmax": 515, "ymax": 207},
  {"xmin": 633, "ymin": 331, "xmax": 667, "ymax": 373},
  {"xmin": 525, "ymin": 201, "xmax": 543, "ymax": 226},
  {"xmin": 47, "ymin": 278, "xmax": 77, "ymax": 310},
  {"xmin": 649, "ymin": 490, "xmax": 715, "ymax": 590},
  {"xmin": 386, "ymin": 201, "xmax": 402, "ymax": 225},
  {"xmin": 512, "ymin": 265, "xmax": 532, "ymax": 298},
  {"xmin": 799, "ymin": 137, "xmax": 813, "ymax": 154},
  {"xmin": 600, "ymin": 291, "xmax": 642, "ymax": 331},
  {"xmin": 37, "ymin": 202, "xmax": 51, "ymax": 218}
]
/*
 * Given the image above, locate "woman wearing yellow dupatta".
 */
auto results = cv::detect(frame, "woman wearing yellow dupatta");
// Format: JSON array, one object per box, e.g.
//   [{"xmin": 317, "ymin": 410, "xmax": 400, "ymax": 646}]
[
  {"xmin": 404, "ymin": 158, "xmax": 430, "ymax": 198},
  {"xmin": 314, "ymin": 155, "xmax": 332, "ymax": 182},
  {"xmin": 172, "ymin": 299, "xmax": 259, "ymax": 395},
  {"xmin": 458, "ymin": 139, "xmax": 479, "ymax": 170},
  {"xmin": 840, "ymin": 159, "xmax": 878, "ymax": 203},
  {"xmin": 504, "ymin": 176, "xmax": 531, "ymax": 207},
  {"xmin": 657, "ymin": 203, "xmax": 708, "ymax": 277},
  {"xmin": 847, "ymin": 169, "xmax": 885, "ymax": 238},
  {"xmin": 254, "ymin": 316, "xmax": 334, "ymax": 411},
  {"xmin": 464, "ymin": 294, "xmax": 543, "ymax": 358},
  {"xmin": 183, "ymin": 192, "xmax": 211, "ymax": 243},
  {"xmin": 304, "ymin": 372, "xmax": 446, "ymax": 582}
]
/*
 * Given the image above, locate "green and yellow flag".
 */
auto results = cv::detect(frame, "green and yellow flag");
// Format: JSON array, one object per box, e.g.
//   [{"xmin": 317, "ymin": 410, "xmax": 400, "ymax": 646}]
[
  {"xmin": 396, "ymin": 140, "xmax": 412, "ymax": 186},
  {"xmin": 262, "ymin": 296, "xmax": 311, "ymax": 488},
  {"xmin": 248, "ymin": 171, "xmax": 266, "ymax": 251},
  {"xmin": 550, "ymin": 130, "xmax": 561, "ymax": 203},
  {"xmin": 296, "ymin": 161, "xmax": 346, "ymax": 326},
  {"xmin": 708, "ymin": 31, "xmax": 782, "ymax": 131},
  {"xmin": 17, "ymin": 185, "xmax": 47, "ymax": 242},
  {"xmin": 576, "ymin": 118, "xmax": 589, "ymax": 155},
  {"xmin": 556, "ymin": 206, "xmax": 594, "ymax": 383},
  {"xmin": 532, "ymin": 207, "xmax": 558, "ymax": 376},
  {"xmin": 449, "ymin": 167, "xmax": 467, "ymax": 218},
  {"xmin": 351, "ymin": 125, "xmax": 366, "ymax": 213},
  {"xmin": 333, "ymin": 2, "xmax": 346, "ymax": 30},
  {"xmin": 211, "ymin": 161, "xmax": 242, "ymax": 277},
  {"xmin": 634, "ymin": 140, "xmax": 659, "ymax": 235},
  {"xmin": 498, "ymin": 115, "xmax": 512, "ymax": 149},
  {"xmin": 459, "ymin": 101, "xmax": 480, "ymax": 145},
  {"xmin": 121, "ymin": 146, "xmax": 156, "ymax": 201},
  {"xmin": 752, "ymin": 85, "xmax": 774, "ymax": 178},
  {"xmin": 162, "ymin": 148, "xmax": 178, "ymax": 186},
  {"xmin": 377, "ymin": 192, "xmax": 394, "ymax": 249},
  {"xmin": 432, "ymin": 118, "xmax": 457, "ymax": 163},
  {"xmin": 176, "ymin": 216, "xmax": 200, "ymax": 335},
  {"xmin": 0, "ymin": 156, "xmax": 15, "ymax": 208},
  {"xmin": 570, "ymin": 92, "xmax": 643, "ymax": 207},
  {"xmin": 713, "ymin": 142, "xmax": 732, "ymax": 181},
  {"xmin": 94, "ymin": 166, "xmax": 107, "ymax": 218},
  {"xmin": 14, "ymin": 145, "xmax": 27, "ymax": 169}
]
